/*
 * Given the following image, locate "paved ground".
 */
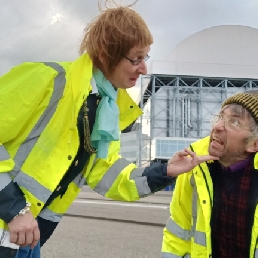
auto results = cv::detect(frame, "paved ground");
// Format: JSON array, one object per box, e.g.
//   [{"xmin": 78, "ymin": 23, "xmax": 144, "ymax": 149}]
[{"xmin": 41, "ymin": 186, "xmax": 173, "ymax": 258}]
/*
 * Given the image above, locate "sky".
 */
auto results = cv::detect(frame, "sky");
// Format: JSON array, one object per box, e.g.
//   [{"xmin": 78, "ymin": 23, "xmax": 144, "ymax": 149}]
[{"xmin": 1, "ymin": 0, "xmax": 258, "ymax": 79}]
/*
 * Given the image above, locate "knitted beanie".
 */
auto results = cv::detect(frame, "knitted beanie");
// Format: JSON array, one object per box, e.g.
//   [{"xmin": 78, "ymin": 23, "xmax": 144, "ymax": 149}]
[{"xmin": 222, "ymin": 91, "xmax": 258, "ymax": 122}]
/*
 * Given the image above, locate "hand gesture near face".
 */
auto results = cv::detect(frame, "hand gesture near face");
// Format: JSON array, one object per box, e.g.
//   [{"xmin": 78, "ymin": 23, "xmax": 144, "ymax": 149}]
[{"xmin": 167, "ymin": 148, "xmax": 219, "ymax": 177}]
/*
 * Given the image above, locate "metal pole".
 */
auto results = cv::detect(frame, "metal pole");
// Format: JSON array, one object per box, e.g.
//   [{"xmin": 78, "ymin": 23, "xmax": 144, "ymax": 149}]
[
  {"xmin": 138, "ymin": 76, "xmax": 144, "ymax": 167},
  {"xmin": 149, "ymin": 76, "xmax": 156, "ymax": 164}
]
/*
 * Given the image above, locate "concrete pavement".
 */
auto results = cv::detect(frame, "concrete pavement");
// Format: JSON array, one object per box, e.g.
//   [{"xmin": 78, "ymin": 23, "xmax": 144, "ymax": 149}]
[
  {"xmin": 77, "ymin": 185, "xmax": 173, "ymax": 204},
  {"xmin": 41, "ymin": 187, "xmax": 174, "ymax": 257},
  {"xmin": 65, "ymin": 186, "xmax": 173, "ymax": 226}
]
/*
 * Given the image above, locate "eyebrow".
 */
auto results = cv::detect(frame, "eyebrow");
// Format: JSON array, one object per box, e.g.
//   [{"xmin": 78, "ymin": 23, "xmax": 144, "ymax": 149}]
[
  {"xmin": 130, "ymin": 54, "xmax": 143, "ymax": 58},
  {"xmin": 130, "ymin": 50, "xmax": 146, "ymax": 56},
  {"xmin": 221, "ymin": 112, "xmax": 245, "ymax": 123},
  {"xmin": 136, "ymin": 50, "xmax": 145, "ymax": 54},
  {"xmin": 220, "ymin": 111, "xmax": 239, "ymax": 117}
]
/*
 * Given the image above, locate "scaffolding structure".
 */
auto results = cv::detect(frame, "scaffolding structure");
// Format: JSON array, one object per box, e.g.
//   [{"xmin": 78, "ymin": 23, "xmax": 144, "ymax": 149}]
[{"xmin": 131, "ymin": 74, "xmax": 258, "ymax": 167}]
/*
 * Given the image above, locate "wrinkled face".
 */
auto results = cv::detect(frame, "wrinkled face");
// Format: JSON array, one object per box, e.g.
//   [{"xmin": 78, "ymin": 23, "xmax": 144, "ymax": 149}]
[
  {"xmin": 105, "ymin": 45, "xmax": 150, "ymax": 89},
  {"xmin": 209, "ymin": 107, "xmax": 253, "ymax": 166}
]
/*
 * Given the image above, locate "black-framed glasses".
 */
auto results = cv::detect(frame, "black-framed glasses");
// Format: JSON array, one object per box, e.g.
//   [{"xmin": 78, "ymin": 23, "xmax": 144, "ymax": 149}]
[{"xmin": 123, "ymin": 54, "xmax": 150, "ymax": 65}]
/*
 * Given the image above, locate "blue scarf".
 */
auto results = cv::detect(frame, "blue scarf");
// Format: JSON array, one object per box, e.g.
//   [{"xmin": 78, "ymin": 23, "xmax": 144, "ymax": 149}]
[{"xmin": 90, "ymin": 69, "xmax": 119, "ymax": 158}]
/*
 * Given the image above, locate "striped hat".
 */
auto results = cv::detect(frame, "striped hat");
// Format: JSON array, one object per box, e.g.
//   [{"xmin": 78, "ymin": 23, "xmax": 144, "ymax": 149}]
[{"xmin": 222, "ymin": 91, "xmax": 258, "ymax": 122}]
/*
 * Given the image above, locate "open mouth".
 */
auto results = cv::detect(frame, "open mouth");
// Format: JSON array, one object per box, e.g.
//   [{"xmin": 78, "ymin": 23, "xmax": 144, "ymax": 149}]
[{"xmin": 212, "ymin": 137, "xmax": 224, "ymax": 146}]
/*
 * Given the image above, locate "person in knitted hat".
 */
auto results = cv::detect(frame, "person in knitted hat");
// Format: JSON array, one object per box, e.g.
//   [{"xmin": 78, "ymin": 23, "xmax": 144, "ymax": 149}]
[
  {"xmin": 162, "ymin": 89, "xmax": 258, "ymax": 258},
  {"xmin": 0, "ymin": 1, "xmax": 218, "ymax": 258}
]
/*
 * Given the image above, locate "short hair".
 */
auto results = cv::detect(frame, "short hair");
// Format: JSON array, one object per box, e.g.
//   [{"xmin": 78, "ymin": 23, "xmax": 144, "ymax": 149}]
[{"xmin": 79, "ymin": 1, "xmax": 153, "ymax": 75}]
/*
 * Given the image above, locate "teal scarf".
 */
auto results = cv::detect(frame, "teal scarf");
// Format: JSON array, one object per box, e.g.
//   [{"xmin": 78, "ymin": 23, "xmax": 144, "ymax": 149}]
[{"xmin": 90, "ymin": 69, "xmax": 119, "ymax": 158}]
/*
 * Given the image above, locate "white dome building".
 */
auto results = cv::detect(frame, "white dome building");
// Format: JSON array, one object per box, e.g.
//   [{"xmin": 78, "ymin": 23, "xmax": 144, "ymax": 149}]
[
  {"xmin": 122, "ymin": 25, "xmax": 258, "ymax": 166},
  {"xmin": 150, "ymin": 25, "xmax": 258, "ymax": 79}
]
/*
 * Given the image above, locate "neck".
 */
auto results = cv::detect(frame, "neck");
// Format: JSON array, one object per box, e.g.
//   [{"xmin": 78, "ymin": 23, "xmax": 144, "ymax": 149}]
[{"xmin": 219, "ymin": 154, "xmax": 253, "ymax": 168}]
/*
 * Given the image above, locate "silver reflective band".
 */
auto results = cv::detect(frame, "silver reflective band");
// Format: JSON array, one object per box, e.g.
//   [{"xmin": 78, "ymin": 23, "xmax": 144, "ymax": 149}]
[
  {"xmin": 94, "ymin": 158, "xmax": 131, "ymax": 195},
  {"xmin": 12, "ymin": 62, "xmax": 66, "ymax": 177},
  {"xmin": 166, "ymin": 218, "xmax": 191, "ymax": 241},
  {"xmin": 12, "ymin": 62, "xmax": 66, "ymax": 202},
  {"xmin": 73, "ymin": 172, "xmax": 85, "ymax": 189},
  {"xmin": 129, "ymin": 167, "xmax": 145, "ymax": 180},
  {"xmin": 130, "ymin": 168, "xmax": 151, "ymax": 197},
  {"xmin": 193, "ymin": 231, "xmax": 206, "ymax": 246},
  {"xmin": 0, "ymin": 173, "xmax": 12, "ymax": 191},
  {"xmin": 255, "ymin": 248, "xmax": 258, "ymax": 258},
  {"xmin": 0, "ymin": 145, "xmax": 11, "ymax": 161},
  {"xmin": 38, "ymin": 208, "xmax": 63, "ymax": 223},
  {"xmin": 161, "ymin": 252, "xmax": 184, "ymax": 258},
  {"xmin": 14, "ymin": 171, "xmax": 52, "ymax": 203},
  {"xmin": 191, "ymin": 174, "xmax": 206, "ymax": 247}
]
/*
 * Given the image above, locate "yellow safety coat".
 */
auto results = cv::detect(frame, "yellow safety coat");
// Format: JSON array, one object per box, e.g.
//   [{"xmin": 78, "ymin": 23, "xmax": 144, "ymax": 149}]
[
  {"xmin": 0, "ymin": 53, "xmax": 148, "ymax": 247},
  {"xmin": 161, "ymin": 137, "xmax": 258, "ymax": 258}
]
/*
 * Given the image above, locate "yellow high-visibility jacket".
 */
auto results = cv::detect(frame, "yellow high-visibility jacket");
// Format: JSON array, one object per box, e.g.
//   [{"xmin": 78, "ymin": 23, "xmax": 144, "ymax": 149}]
[
  {"xmin": 161, "ymin": 137, "xmax": 258, "ymax": 258},
  {"xmin": 0, "ymin": 53, "xmax": 149, "ymax": 247}
]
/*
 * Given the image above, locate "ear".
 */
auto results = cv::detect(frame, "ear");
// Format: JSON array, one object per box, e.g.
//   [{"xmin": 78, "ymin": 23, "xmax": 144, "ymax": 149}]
[
  {"xmin": 246, "ymin": 138, "xmax": 258, "ymax": 153},
  {"xmin": 97, "ymin": 52, "xmax": 108, "ymax": 76},
  {"xmin": 98, "ymin": 51, "xmax": 105, "ymax": 66}
]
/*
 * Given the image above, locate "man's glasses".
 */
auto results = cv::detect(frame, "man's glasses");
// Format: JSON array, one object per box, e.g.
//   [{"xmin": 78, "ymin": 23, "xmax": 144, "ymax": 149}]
[
  {"xmin": 123, "ymin": 54, "xmax": 150, "ymax": 65},
  {"xmin": 210, "ymin": 114, "xmax": 251, "ymax": 131}
]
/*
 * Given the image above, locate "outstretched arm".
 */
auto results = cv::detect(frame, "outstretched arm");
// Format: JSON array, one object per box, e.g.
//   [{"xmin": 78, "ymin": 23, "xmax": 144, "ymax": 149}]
[
  {"xmin": 86, "ymin": 142, "xmax": 219, "ymax": 201},
  {"xmin": 167, "ymin": 148, "xmax": 219, "ymax": 177}
]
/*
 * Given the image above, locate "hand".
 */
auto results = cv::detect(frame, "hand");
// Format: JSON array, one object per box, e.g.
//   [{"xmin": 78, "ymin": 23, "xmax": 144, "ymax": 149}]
[
  {"xmin": 167, "ymin": 148, "xmax": 219, "ymax": 177},
  {"xmin": 8, "ymin": 211, "xmax": 40, "ymax": 249}
]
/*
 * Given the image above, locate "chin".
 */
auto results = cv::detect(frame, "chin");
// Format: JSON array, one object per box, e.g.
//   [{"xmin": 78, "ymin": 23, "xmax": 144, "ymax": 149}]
[
  {"xmin": 208, "ymin": 147, "xmax": 221, "ymax": 158},
  {"xmin": 122, "ymin": 83, "xmax": 135, "ymax": 89},
  {"xmin": 129, "ymin": 80, "xmax": 137, "ymax": 87}
]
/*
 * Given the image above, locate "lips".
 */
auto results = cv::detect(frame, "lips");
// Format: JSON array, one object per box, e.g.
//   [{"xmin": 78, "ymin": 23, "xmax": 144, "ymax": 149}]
[
  {"xmin": 212, "ymin": 137, "xmax": 224, "ymax": 146},
  {"xmin": 209, "ymin": 136, "xmax": 224, "ymax": 157},
  {"xmin": 210, "ymin": 136, "xmax": 225, "ymax": 151}
]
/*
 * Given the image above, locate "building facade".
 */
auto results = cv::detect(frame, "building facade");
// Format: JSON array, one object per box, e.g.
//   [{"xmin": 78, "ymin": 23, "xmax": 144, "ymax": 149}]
[{"xmin": 121, "ymin": 25, "xmax": 258, "ymax": 166}]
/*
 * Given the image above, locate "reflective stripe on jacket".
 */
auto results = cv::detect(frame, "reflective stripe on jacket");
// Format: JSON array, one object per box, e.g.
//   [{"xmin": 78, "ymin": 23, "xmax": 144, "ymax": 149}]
[
  {"xmin": 161, "ymin": 136, "xmax": 258, "ymax": 258},
  {"xmin": 0, "ymin": 53, "xmax": 148, "ymax": 244}
]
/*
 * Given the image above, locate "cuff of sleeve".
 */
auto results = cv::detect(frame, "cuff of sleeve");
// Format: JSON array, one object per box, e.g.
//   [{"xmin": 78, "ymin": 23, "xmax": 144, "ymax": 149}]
[
  {"xmin": 142, "ymin": 161, "xmax": 175, "ymax": 193},
  {"xmin": 0, "ymin": 182, "xmax": 26, "ymax": 223},
  {"xmin": 162, "ymin": 163, "xmax": 168, "ymax": 176}
]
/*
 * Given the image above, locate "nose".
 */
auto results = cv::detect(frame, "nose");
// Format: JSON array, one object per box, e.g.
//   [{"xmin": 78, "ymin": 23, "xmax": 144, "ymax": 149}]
[
  {"xmin": 213, "ymin": 118, "xmax": 226, "ymax": 130},
  {"xmin": 137, "ymin": 59, "xmax": 147, "ymax": 75}
]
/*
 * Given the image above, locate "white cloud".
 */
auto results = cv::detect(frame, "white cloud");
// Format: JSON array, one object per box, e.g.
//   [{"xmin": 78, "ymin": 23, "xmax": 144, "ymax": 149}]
[
  {"xmin": 1, "ymin": 0, "xmax": 258, "ymax": 75},
  {"xmin": 50, "ymin": 13, "xmax": 63, "ymax": 25}
]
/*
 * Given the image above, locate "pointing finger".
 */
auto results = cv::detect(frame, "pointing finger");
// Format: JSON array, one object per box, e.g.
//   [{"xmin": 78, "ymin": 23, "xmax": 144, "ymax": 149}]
[{"xmin": 177, "ymin": 149, "xmax": 191, "ymax": 157}]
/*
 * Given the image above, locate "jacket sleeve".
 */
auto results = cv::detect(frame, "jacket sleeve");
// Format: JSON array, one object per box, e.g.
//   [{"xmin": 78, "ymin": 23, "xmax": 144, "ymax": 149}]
[
  {"xmin": 0, "ymin": 62, "xmax": 54, "ymax": 222},
  {"xmin": 161, "ymin": 172, "xmax": 192, "ymax": 257},
  {"xmin": 142, "ymin": 161, "xmax": 175, "ymax": 192},
  {"xmin": 86, "ymin": 141, "xmax": 175, "ymax": 201},
  {"xmin": 0, "ymin": 181, "xmax": 26, "ymax": 223},
  {"xmin": 0, "ymin": 142, "xmax": 26, "ymax": 223}
]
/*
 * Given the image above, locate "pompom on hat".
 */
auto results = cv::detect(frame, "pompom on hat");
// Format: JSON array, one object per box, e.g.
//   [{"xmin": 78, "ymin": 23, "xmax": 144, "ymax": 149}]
[{"xmin": 222, "ymin": 90, "xmax": 258, "ymax": 122}]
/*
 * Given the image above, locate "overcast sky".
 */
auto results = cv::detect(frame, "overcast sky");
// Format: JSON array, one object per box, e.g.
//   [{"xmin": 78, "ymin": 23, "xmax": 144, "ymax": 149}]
[{"xmin": 1, "ymin": 0, "xmax": 258, "ymax": 77}]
